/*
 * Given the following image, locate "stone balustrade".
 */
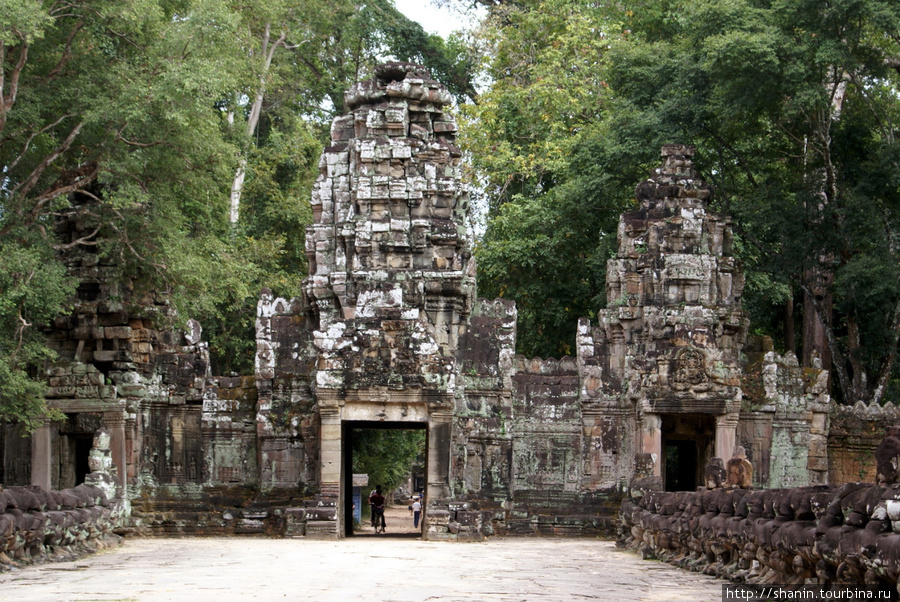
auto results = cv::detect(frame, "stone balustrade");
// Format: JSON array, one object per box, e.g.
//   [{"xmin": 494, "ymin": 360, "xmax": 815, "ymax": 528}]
[
  {"xmin": 0, "ymin": 484, "xmax": 122, "ymax": 570},
  {"xmin": 619, "ymin": 484, "xmax": 900, "ymax": 588}
]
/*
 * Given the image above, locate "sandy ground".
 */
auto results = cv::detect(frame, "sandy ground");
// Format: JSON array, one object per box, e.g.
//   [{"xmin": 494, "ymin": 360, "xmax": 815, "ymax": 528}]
[
  {"xmin": 0, "ymin": 514, "xmax": 727, "ymax": 602},
  {"xmin": 353, "ymin": 505, "xmax": 424, "ymax": 536}
]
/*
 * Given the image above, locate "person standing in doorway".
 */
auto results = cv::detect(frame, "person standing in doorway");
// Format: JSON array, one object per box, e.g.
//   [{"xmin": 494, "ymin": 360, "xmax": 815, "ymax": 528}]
[
  {"xmin": 368, "ymin": 487, "xmax": 378, "ymax": 528},
  {"xmin": 412, "ymin": 498, "xmax": 422, "ymax": 529}
]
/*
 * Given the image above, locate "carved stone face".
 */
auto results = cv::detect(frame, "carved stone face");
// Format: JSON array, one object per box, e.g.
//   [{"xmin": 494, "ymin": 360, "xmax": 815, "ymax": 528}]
[
  {"xmin": 672, "ymin": 348, "xmax": 708, "ymax": 391},
  {"xmin": 88, "ymin": 448, "xmax": 111, "ymax": 473},
  {"xmin": 93, "ymin": 428, "xmax": 111, "ymax": 451}
]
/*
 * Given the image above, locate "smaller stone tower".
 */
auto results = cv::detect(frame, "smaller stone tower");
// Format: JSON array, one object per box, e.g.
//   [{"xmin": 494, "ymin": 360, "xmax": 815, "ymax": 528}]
[{"xmin": 581, "ymin": 144, "xmax": 749, "ymax": 490}]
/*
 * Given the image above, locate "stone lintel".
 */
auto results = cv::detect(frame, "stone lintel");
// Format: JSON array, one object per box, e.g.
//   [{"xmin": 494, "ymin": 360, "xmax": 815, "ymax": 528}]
[
  {"xmin": 316, "ymin": 387, "xmax": 451, "ymax": 408},
  {"xmin": 47, "ymin": 398, "xmax": 126, "ymax": 413},
  {"xmin": 647, "ymin": 398, "xmax": 730, "ymax": 414}
]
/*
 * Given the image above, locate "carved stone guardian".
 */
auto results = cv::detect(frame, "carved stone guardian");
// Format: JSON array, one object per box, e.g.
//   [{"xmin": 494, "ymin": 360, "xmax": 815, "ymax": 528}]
[{"xmin": 725, "ymin": 446, "xmax": 753, "ymax": 488}]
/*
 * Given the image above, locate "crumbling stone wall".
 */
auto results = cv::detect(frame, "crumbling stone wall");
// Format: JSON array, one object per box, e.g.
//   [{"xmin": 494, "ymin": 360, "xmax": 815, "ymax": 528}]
[
  {"xmin": 504, "ymin": 356, "xmax": 584, "ymax": 534},
  {"xmin": 827, "ymin": 403, "xmax": 900, "ymax": 484},
  {"xmin": 450, "ymin": 299, "xmax": 617, "ymax": 536},
  {"xmin": 738, "ymin": 338, "xmax": 830, "ymax": 488},
  {"xmin": 255, "ymin": 292, "xmax": 318, "ymax": 493},
  {"xmin": 620, "ymin": 484, "xmax": 900, "ymax": 589},
  {"xmin": 453, "ymin": 297, "xmax": 516, "ymax": 507}
]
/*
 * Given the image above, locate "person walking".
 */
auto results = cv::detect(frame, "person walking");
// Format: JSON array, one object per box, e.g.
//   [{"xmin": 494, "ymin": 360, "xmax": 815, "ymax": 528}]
[
  {"xmin": 370, "ymin": 486, "xmax": 386, "ymax": 533},
  {"xmin": 412, "ymin": 498, "xmax": 422, "ymax": 529}
]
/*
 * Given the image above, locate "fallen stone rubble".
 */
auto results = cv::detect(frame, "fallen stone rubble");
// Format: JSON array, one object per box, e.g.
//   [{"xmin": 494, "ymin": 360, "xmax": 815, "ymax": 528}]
[
  {"xmin": 0, "ymin": 484, "xmax": 123, "ymax": 570},
  {"xmin": 619, "ymin": 484, "xmax": 900, "ymax": 589}
]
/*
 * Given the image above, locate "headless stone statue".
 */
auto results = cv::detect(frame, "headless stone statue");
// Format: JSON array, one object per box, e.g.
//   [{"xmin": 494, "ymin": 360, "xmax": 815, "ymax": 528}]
[
  {"xmin": 875, "ymin": 425, "xmax": 900, "ymax": 485},
  {"xmin": 725, "ymin": 446, "xmax": 753, "ymax": 488},
  {"xmin": 630, "ymin": 452, "xmax": 663, "ymax": 498},
  {"xmin": 704, "ymin": 457, "xmax": 726, "ymax": 489}
]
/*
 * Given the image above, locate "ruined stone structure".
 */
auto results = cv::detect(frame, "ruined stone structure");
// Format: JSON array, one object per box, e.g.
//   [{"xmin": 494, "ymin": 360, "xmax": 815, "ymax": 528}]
[{"xmin": 0, "ymin": 63, "xmax": 891, "ymax": 541}]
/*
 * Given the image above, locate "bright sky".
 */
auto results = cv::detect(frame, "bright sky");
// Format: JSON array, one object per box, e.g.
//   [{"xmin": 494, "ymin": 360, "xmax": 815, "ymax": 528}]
[{"xmin": 393, "ymin": 0, "xmax": 484, "ymax": 38}]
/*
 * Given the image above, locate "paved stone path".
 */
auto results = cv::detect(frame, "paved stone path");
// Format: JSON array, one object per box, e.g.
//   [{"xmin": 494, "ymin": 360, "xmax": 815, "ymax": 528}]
[{"xmin": 0, "ymin": 533, "xmax": 726, "ymax": 602}]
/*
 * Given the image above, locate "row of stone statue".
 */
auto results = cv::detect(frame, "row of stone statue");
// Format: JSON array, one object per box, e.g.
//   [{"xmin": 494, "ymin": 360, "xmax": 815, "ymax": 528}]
[
  {"xmin": 0, "ymin": 428, "xmax": 122, "ymax": 569},
  {"xmin": 620, "ymin": 482, "xmax": 900, "ymax": 588},
  {"xmin": 0, "ymin": 483, "xmax": 122, "ymax": 569},
  {"xmin": 620, "ymin": 427, "xmax": 900, "ymax": 588}
]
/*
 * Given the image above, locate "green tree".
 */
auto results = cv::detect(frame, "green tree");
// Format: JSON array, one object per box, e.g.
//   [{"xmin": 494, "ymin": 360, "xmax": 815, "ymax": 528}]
[
  {"xmin": 0, "ymin": 239, "xmax": 71, "ymax": 428},
  {"xmin": 352, "ymin": 429, "xmax": 425, "ymax": 498},
  {"xmin": 459, "ymin": 0, "xmax": 613, "ymax": 209},
  {"xmin": 461, "ymin": 0, "xmax": 637, "ymax": 357},
  {"xmin": 464, "ymin": 0, "xmax": 900, "ymax": 404}
]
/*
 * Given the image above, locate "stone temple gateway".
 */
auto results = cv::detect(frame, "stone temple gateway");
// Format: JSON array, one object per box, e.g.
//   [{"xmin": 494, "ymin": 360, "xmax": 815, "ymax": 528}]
[{"xmin": 1, "ymin": 63, "xmax": 889, "ymax": 541}]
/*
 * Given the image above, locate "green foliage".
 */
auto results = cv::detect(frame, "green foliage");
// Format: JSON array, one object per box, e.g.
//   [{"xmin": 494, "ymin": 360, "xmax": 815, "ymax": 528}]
[
  {"xmin": 352, "ymin": 429, "xmax": 425, "ymax": 496},
  {"xmin": 0, "ymin": 239, "xmax": 73, "ymax": 428},
  {"xmin": 463, "ymin": 0, "xmax": 676, "ymax": 356},
  {"xmin": 0, "ymin": 0, "xmax": 249, "ymax": 427},
  {"xmin": 201, "ymin": 110, "xmax": 319, "ymax": 374},
  {"xmin": 242, "ymin": 109, "xmax": 319, "ymax": 279},
  {"xmin": 0, "ymin": 0, "xmax": 479, "ymax": 418},
  {"xmin": 460, "ymin": 0, "xmax": 614, "ymax": 208},
  {"xmin": 475, "ymin": 130, "xmax": 650, "ymax": 357}
]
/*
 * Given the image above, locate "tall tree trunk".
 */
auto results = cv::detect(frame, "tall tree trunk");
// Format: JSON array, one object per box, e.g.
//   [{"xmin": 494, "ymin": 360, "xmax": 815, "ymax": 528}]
[
  {"xmin": 783, "ymin": 296, "xmax": 796, "ymax": 356},
  {"xmin": 802, "ymin": 267, "xmax": 832, "ymax": 375},
  {"xmin": 229, "ymin": 158, "xmax": 247, "ymax": 224},
  {"xmin": 800, "ymin": 73, "xmax": 845, "ymax": 381},
  {"xmin": 228, "ymin": 23, "xmax": 285, "ymax": 225}
]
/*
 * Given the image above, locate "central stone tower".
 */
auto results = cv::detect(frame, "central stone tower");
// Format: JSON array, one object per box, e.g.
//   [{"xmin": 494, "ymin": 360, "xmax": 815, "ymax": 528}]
[{"xmin": 301, "ymin": 62, "xmax": 475, "ymax": 530}]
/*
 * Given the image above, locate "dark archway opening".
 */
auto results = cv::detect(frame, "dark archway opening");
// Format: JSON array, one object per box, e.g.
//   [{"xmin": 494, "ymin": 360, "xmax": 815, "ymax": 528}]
[
  {"xmin": 664, "ymin": 439, "xmax": 697, "ymax": 491},
  {"xmin": 342, "ymin": 421, "xmax": 427, "ymax": 538},
  {"xmin": 661, "ymin": 413, "xmax": 714, "ymax": 491},
  {"xmin": 74, "ymin": 435, "xmax": 93, "ymax": 485}
]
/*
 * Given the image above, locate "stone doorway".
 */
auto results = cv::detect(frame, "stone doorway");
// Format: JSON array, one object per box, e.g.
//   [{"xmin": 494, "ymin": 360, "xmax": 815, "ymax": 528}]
[
  {"xmin": 341, "ymin": 420, "xmax": 428, "ymax": 537},
  {"xmin": 59, "ymin": 412, "xmax": 104, "ymax": 489},
  {"xmin": 661, "ymin": 414, "xmax": 714, "ymax": 491}
]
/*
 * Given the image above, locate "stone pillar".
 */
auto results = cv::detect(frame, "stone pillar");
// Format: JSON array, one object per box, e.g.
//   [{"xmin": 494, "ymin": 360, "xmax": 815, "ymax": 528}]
[
  {"xmin": 104, "ymin": 411, "xmax": 128, "ymax": 499},
  {"xmin": 715, "ymin": 412, "xmax": 740, "ymax": 461},
  {"xmin": 426, "ymin": 409, "xmax": 452, "ymax": 500},
  {"xmin": 30, "ymin": 420, "xmax": 53, "ymax": 490},
  {"xmin": 640, "ymin": 413, "xmax": 662, "ymax": 477},
  {"xmin": 319, "ymin": 407, "xmax": 342, "ymax": 492},
  {"xmin": 125, "ymin": 415, "xmax": 137, "ymax": 481}
]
